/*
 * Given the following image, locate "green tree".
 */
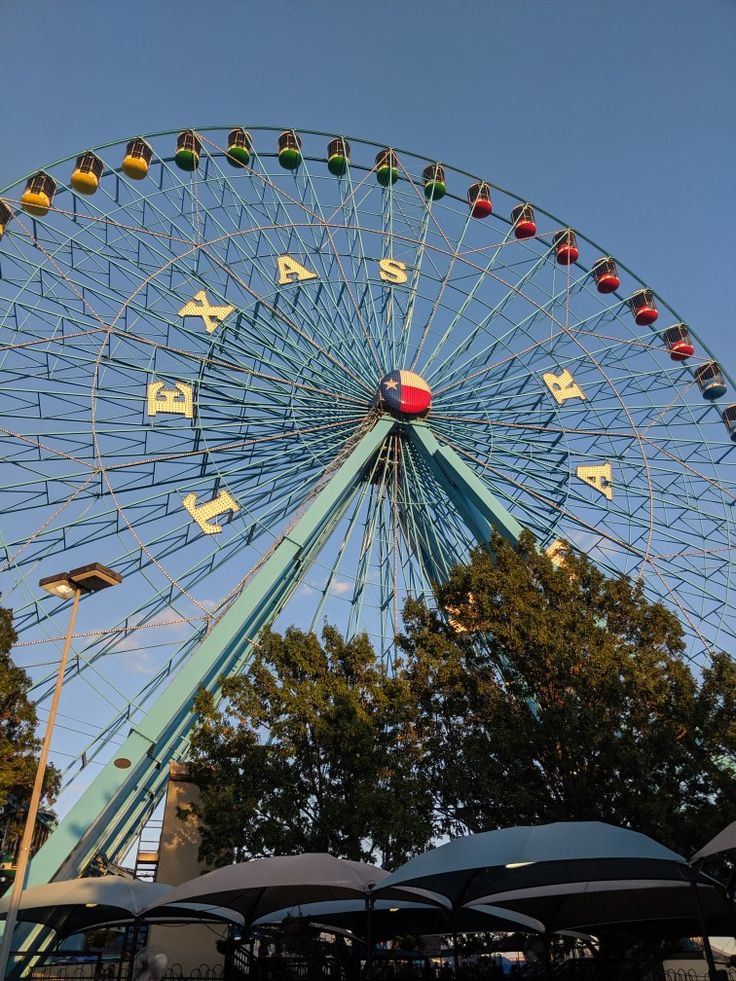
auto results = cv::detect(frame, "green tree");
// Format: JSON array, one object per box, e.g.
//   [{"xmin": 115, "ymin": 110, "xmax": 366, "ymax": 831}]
[
  {"xmin": 185, "ymin": 625, "xmax": 434, "ymax": 868},
  {"xmin": 399, "ymin": 531, "xmax": 736, "ymax": 856},
  {"xmin": 0, "ymin": 607, "xmax": 59, "ymax": 844}
]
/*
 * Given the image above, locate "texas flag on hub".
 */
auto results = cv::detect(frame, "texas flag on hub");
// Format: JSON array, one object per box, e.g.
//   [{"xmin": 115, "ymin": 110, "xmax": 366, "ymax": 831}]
[{"xmin": 380, "ymin": 370, "xmax": 432, "ymax": 418}]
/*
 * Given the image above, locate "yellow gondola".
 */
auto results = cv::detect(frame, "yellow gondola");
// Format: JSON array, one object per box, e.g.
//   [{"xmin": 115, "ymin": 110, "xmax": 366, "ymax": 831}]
[
  {"xmin": 71, "ymin": 152, "xmax": 104, "ymax": 195},
  {"xmin": 21, "ymin": 173, "xmax": 56, "ymax": 217},
  {"xmin": 0, "ymin": 200, "xmax": 13, "ymax": 239},
  {"xmin": 122, "ymin": 138, "xmax": 153, "ymax": 180}
]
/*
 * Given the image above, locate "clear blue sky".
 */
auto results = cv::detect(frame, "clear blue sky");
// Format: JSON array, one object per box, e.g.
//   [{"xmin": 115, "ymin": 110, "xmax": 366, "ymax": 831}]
[{"xmin": 1, "ymin": 0, "xmax": 734, "ymax": 358}]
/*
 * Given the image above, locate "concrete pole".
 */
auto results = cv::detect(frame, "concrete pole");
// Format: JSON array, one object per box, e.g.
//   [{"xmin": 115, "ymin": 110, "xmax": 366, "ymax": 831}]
[{"xmin": 0, "ymin": 587, "xmax": 82, "ymax": 979}]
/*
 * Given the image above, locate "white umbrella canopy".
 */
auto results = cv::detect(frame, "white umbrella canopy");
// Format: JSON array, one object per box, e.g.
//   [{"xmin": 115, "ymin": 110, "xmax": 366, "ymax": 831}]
[
  {"xmin": 691, "ymin": 821, "xmax": 736, "ymax": 863},
  {"xmin": 144, "ymin": 853, "xmax": 390, "ymax": 926},
  {"xmin": 0, "ymin": 877, "xmax": 244, "ymax": 938},
  {"xmin": 375, "ymin": 822, "xmax": 690, "ymax": 910},
  {"xmin": 0, "ymin": 878, "xmax": 173, "ymax": 936}
]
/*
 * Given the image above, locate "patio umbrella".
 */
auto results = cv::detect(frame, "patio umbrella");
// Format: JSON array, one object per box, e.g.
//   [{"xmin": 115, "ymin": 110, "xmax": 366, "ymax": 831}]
[
  {"xmin": 692, "ymin": 821, "xmax": 736, "ymax": 863},
  {"xmin": 252, "ymin": 897, "xmax": 545, "ymax": 940},
  {"xmin": 464, "ymin": 876, "xmax": 734, "ymax": 938},
  {"xmin": 0, "ymin": 877, "xmax": 174, "ymax": 937},
  {"xmin": 375, "ymin": 822, "xmax": 693, "ymax": 911},
  {"xmin": 0, "ymin": 876, "xmax": 243, "ymax": 938},
  {"xmin": 143, "ymin": 853, "xmax": 391, "ymax": 927}
]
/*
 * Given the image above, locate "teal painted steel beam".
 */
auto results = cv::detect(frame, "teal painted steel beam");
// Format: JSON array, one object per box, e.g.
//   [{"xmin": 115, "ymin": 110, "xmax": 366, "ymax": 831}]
[
  {"xmin": 28, "ymin": 416, "xmax": 395, "ymax": 886},
  {"xmin": 406, "ymin": 422, "xmax": 524, "ymax": 547}
]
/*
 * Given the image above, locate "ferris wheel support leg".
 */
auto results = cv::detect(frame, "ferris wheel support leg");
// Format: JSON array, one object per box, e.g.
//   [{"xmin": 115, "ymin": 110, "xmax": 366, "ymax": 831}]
[
  {"xmin": 26, "ymin": 416, "xmax": 397, "ymax": 890},
  {"xmin": 407, "ymin": 422, "xmax": 524, "ymax": 548}
]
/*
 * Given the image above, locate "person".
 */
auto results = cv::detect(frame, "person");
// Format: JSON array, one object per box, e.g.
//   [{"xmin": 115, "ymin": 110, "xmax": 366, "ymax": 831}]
[
  {"xmin": 257, "ymin": 939, "xmax": 271, "ymax": 981},
  {"xmin": 134, "ymin": 951, "xmax": 168, "ymax": 981}
]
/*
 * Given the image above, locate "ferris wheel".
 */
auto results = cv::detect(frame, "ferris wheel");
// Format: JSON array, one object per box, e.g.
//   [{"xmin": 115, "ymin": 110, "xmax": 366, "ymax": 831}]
[{"xmin": 1, "ymin": 126, "xmax": 735, "ymax": 883}]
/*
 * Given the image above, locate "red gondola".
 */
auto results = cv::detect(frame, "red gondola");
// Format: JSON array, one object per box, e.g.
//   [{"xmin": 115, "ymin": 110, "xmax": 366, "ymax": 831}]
[
  {"xmin": 629, "ymin": 289, "xmax": 658, "ymax": 326},
  {"xmin": 510, "ymin": 203, "xmax": 536, "ymax": 239},
  {"xmin": 591, "ymin": 257, "xmax": 620, "ymax": 294},
  {"xmin": 663, "ymin": 324, "xmax": 695, "ymax": 362},
  {"xmin": 468, "ymin": 182, "xmax": 492, "ymax": 219},
  {"xmin": 553, "ymin": 229, "xmax": 578, "ymax": 265}
]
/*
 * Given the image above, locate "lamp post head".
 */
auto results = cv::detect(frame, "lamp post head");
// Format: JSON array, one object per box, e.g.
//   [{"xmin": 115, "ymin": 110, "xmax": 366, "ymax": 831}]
[
  {"xmin": 39, "ymin": 574, "xmax": 77, "ymax": 599},
  {"xmin": 39, "ymin": 562, "xmax": 123, "ymax": 598}
]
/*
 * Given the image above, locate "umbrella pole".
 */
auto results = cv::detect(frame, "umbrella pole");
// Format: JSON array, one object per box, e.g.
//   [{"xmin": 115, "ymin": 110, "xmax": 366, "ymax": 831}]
[
  {"xmin": 126, "ymin": 916, "xmax": 140, "ymax": 981},
  {"xmin": 690, "ymin": 881, "xmax": 718, "ymax": 981},
  {"xmin": 542, "ymin": 934, "xmax": 552, "ymax": 979},
  {"xmin": 365, "ymin": 888, "xmax": 375, "ymax": 981},
  {"xmin": 452, "ymin": 933, "xmax": 459, "ymax": 976}
]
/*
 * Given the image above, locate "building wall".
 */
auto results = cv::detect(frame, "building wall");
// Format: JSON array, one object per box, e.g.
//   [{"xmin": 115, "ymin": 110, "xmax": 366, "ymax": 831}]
[{"xmin": 148, "ymin": 763, "xmax": 227, "ymax": 974}]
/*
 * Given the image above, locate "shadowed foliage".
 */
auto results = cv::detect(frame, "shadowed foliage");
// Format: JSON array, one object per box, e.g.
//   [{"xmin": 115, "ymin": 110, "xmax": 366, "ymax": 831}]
[{"xmin": 186, "ymin": 532, "xmax": 736, "ymax": 863}]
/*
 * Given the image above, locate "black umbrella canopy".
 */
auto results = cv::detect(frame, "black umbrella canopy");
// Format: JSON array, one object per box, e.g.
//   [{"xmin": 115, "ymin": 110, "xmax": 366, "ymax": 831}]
[
  {"xmin": 471, "ymin": 878, "xmax": 734, "ymax": 938},
  {"xmin": 375, "ymin": 823, "xmax": 691, "ymax": 910},
  {"xmin": 252, "ymin": 898, "xmax": 545, "ymax": 941},
  {"xmin": 144, "ymin": 854, "xmax": 389, "ymax": 925}
]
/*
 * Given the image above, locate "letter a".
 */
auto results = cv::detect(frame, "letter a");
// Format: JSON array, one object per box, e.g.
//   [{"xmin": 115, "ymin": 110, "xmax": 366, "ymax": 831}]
[
  {"xmin": 542, "ymin": 369, "xmax": 586, "ymax": 405},
  {"xmin": 378, "ymin": 258, "xmax": 408, "ymax": 284},
  {"xmin": 178, "ymin": 290, "xmax": 235, "ymax": 334},
  {"xmin": 576, "ymin": 463, "xmax": 613, "ymax": 501},
  {"xmin": 183, "ymin": 490, "xmax": 240, "ymax": 534},
  {"xmin": 276, "ymin": 255, "xmax": 319, "ymax": 286}
]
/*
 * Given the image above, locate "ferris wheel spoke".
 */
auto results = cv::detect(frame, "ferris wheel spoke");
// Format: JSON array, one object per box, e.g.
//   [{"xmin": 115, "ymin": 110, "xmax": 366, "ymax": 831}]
[
  {"xmin": 384, "ymin": 166, "xmax": 434, "ymax": 365},
  {"xmin": 418, "ymin": 227, "xmax": 521, "ymax": 378},
  {"xmin": 429, "ymin": 258, "xmax": 591, "ymax": 396},
  {"xmin": 198, "ymin": 242, "xmax": 375, "ymax": 397},
  {"xmin": 100, "ymin": 143, "xmax": 376, "ymax": 388},
  {"xmin": 307, "ymin": 471, "xmax": 376, "ymax": 635},
  {"xmin": 294, "ymin": 155, "xmax": 386, "ymax": 374},
  {"xmin": 400, "ymin": 440, "xmax": 465, "ymax": 585},
  {"xmin": 344, "ymin": 458, "xmax": 391, "ymax": 639},
  {"xmin": 228, "ymin": 150, "xmax": 384, "ymax": 379},
  {"xmin": 410, "ymin": 198, "xmax": 475, "ymax": 371}
]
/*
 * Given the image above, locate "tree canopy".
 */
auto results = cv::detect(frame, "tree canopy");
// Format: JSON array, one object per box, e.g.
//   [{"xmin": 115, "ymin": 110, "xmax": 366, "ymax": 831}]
[
  {"xmin": 400, "ymin": 531, "xmax": 736, "ymax": 855},
  {"xmin": 0, "ymin": 607, "xmax": 59, "ymax": 844},
  {"xmin": 186, "ymin": 532, "xmax": 736, "ymax": 863},
  {"xmin": 185, "ymin": 625, "xmax": 434, "ymax": 868}
]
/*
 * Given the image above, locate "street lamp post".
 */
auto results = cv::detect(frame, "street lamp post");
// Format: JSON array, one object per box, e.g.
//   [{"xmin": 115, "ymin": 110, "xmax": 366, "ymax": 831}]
[{"xmin": 0, "ymin": 563, "xmax": 122, "ymax": 980}]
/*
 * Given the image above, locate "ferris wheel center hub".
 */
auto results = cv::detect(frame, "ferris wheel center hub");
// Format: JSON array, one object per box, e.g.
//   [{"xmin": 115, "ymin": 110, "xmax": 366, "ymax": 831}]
[{"xmin": 378, "ymin": 370, "xmax": 432, "ymax": 418}]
